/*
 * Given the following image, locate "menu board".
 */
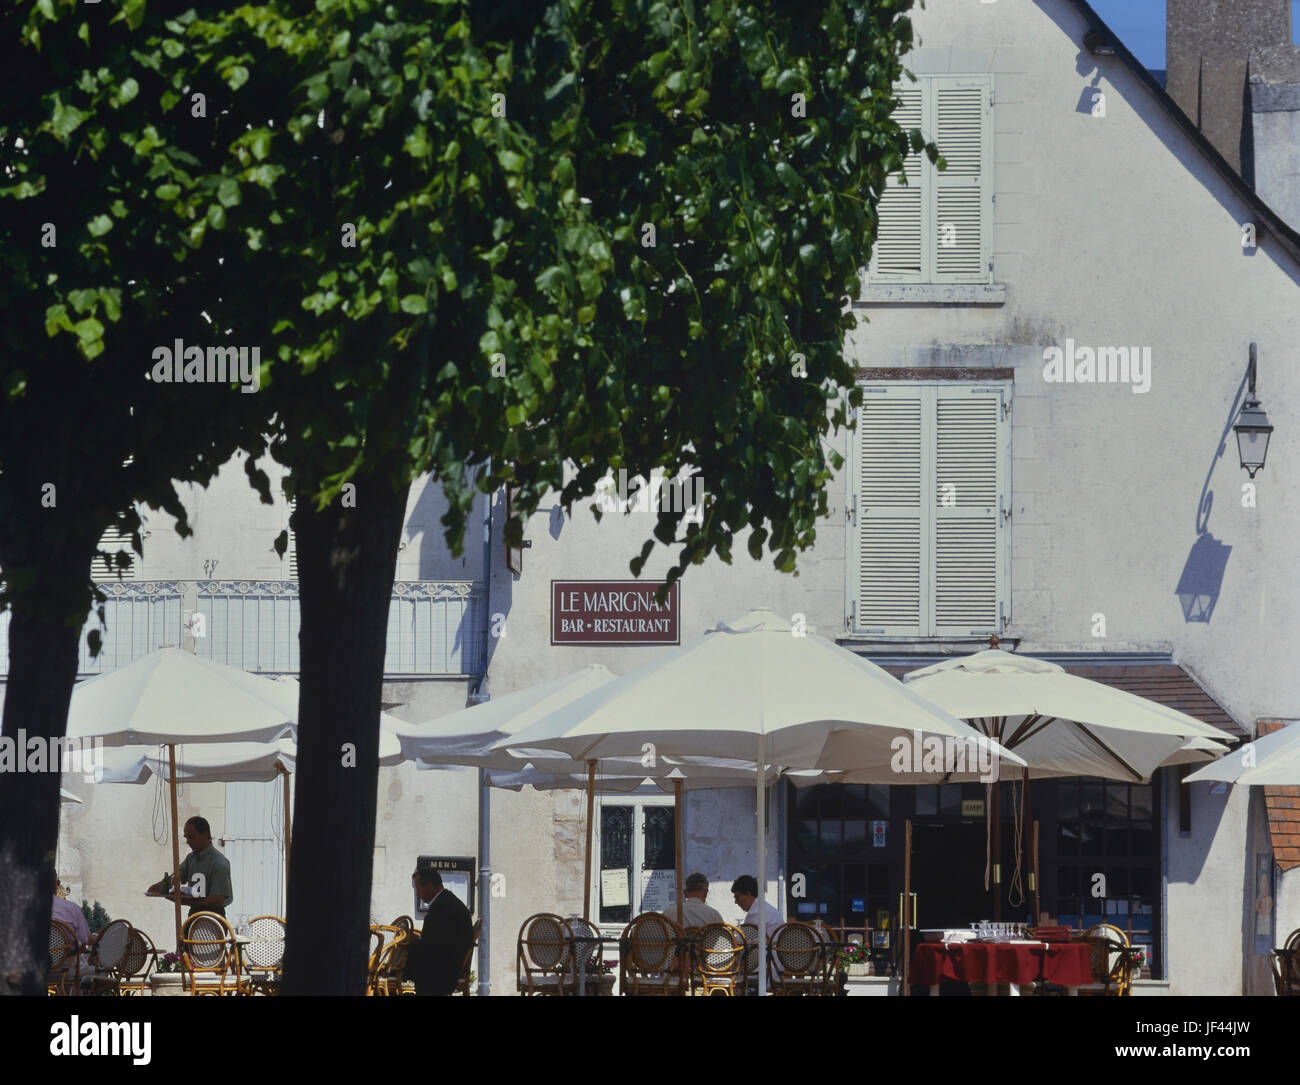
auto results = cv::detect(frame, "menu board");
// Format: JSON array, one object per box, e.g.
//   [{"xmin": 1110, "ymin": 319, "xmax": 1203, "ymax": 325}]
[
  {"xmin": 601, "ymin": 869, "xmax": 630, "ymax": 908},
  {"xmin": 639, "ymin": 869, "xmax": 676, "ymax": 914}
]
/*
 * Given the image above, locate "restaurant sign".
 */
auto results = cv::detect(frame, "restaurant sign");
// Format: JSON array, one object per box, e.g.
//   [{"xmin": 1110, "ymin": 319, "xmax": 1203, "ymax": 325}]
[{"xmin": 551, "ymin": 580, "xmax": 680, "ymax": 646}]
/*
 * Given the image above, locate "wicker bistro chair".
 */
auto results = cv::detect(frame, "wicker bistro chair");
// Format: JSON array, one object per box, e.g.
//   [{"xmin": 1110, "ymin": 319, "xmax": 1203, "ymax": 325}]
[
  {"xmin": 738, "ymin": 923, "xmax": 760, "ymax": 994},
  {"xmin": 117, "ymin": 928, "xmax": 159, "ymax": 995},
  {"xmin": 768, "ymin": 922, "xmax": 833, "ymax": 996},
  {"xmin": 48, "ymin": 918, "xmax": 83, "ymax": 996},
  {"xmin": 392, "ymin": 915, "xmax": 415, "ymax": 933},
  {"xmin": 693, "ymin": 923, "xmax": 747, "ymax": 996},
  {"xmin": 242, "ymin": 915, "xmax": 286, "ymax": 994},
  {"xmin": 180, "ymin": 911, "xmax": 251, "ymax": 995},
  {"xmin": 367, "ymin": 927, "xmax": 389, "ymax": 993},
  {"xmin": 371, "ymin": 935, "xmax": 416, "ymax": 1003},
  {"xmin": 455, "ymin": 918, "xmax": 483, "ymax": 996},
  {"xmin": 1272, "ymin": 927, "xmax": 1300, "ymax": 997},
  {"xmin": 620, "ymin": 913, "xmax": 688, "ymax": 996},
  {"xmin": 86, "ymin": 919, "xmax": 134, "ymax": 995},
  {"xmin": 517, "ymin": 913, "xmax": 573, "ymax": 995},
  {"xmin": 1076, "ymin": 923, "xmax": 1135, "ymax": 997}
]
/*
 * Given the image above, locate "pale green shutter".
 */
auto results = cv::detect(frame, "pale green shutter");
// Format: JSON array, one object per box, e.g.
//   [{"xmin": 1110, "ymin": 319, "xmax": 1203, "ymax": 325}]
[
  {"xmin": 932, "ymin": 77, "xmax": 991, "ymax": 284},
  {"xmin": 932, "ymin": 387, "xmax": 1005, "ymax": 634},
  {"xmin": 856, "ymin": 387, "xmax": 925, "ymax": 634},
  {"xmin": 869, "ymin": 87, "xmax": 925, "ymax": 282}
]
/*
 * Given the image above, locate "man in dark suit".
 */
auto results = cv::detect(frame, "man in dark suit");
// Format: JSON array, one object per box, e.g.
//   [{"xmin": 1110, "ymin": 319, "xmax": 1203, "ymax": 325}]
[{"xmin": 406, "ymin": 868, "xmax": 474, "ymax": 995}]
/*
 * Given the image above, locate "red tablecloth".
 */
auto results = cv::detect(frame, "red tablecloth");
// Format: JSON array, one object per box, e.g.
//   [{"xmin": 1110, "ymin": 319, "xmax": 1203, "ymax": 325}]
[{"xmin": 910, "ymin": 941, "xmax": 1093, "ymax": 987}]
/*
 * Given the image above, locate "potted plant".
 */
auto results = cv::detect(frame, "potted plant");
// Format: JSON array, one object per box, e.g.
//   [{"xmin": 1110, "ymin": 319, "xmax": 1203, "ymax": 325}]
[
  {"xmin": 149, "ymin": 953, "xmax": 185, "ymax": 995},
  {"xmin": 840, "ymin": 941, "xmax": 870, "ymax": 977}
]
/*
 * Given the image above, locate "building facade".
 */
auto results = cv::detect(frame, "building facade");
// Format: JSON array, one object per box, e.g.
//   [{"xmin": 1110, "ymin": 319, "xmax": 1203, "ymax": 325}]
[{"xmin": 12, "ymin": 0, "xmax": 1300, "ymax": 995}]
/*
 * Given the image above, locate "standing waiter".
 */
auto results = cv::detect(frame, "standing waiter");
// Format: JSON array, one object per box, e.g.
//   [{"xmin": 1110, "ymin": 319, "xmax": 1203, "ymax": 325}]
[
  {"xmin": 145, "ymin": 816, "xmax": 234, "ymax": 916},
  {"xmin": 406, "ymin": 867, "xmax": 474, "ymax": 995}
]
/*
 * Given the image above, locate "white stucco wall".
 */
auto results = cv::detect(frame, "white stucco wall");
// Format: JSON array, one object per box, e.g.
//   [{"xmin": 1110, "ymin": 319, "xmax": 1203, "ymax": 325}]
[{"xmin": 31, "ymin": 0, "xmax": 1299, "ymax": 994}]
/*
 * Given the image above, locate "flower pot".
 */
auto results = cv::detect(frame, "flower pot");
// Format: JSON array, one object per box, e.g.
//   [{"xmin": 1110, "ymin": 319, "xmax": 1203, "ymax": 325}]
[
  {"xmin": 845, "ymin": 962, "xmax": 870, "ymax": 977},
  {"xmin": 149, "ymin": 972, "xmax": 185, "ymax": 996}
]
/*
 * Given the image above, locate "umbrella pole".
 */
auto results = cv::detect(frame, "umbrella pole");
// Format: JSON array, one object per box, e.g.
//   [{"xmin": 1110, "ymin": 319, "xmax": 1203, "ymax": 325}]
[
  {"xmin": 168, "ymin": 743, "xmax": 183, "ymax": 950},
  {"xmin": 1031, "ymin": 820, "xmax": 1041, "ymax": 925},
  {"xmin": 992, "ymin": 777, "xmax": 1001, "ymax": 921},
  {"xmin": 756, "ymin": 733, "xmax": 766, "ymax": 997},
  {"xmin": 903, "ymin": 819, "xmax": 912, "ymax": 996},
  {"xmin": 583, "ymin": 759, "xmax": 596, "ymax": 919},
  {"xmin": 279, "ymin": 763, "xmax": 292, "ymax": 896},
  {"xmin": 674, "ymin": 778, "xmax": 683, "ymax": 928}
]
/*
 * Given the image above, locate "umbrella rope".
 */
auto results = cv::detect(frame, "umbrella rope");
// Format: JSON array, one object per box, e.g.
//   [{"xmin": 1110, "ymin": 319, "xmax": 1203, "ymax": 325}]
[
  {"xmin": 1007, "ymin": 775, "xmax": 1026, "ymax": 909},
  {"xmin": 151, "ymin": 745, "xmax": 171, "ymax": 845}
]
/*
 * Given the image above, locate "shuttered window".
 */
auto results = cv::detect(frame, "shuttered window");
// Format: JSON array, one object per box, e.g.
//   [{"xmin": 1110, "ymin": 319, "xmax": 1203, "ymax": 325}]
[
  {"xmin": 869, "ymin": 75, "xmax": 992, "ymax": 285},
  {"xmin": 851, "ymin": 383, "xmax": 1008, "ymax": 637},
  {"xmin": 91, "ymin": 525, "xmax": 137, "ymax": 582}
]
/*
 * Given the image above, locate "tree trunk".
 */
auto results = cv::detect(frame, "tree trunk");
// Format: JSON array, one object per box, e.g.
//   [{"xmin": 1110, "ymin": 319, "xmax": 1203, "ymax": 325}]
[
  {"xmin": 0, "ymin": 550, "xmax": 95, "ymax": 996},
  {"xmin": 282, "ymin": 460, "xmax": 410, "ymax": 995}
]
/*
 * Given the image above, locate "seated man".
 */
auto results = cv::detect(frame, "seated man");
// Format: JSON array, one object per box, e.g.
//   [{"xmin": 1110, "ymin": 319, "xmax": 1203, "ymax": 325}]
[
  {"xmin": 731, "ymin": 874, "xmax": 785, "ymax": 987},
  {"xmin": 665, "ymin": 872, "xmax": 723, "ymax": 929},
  {"xmin": 405, "ymin": 868, "xmax": 475, "ymax": 996},
  {"xmin": 730, "ymin": 875, "xmax": 781, "ymax": 936}
]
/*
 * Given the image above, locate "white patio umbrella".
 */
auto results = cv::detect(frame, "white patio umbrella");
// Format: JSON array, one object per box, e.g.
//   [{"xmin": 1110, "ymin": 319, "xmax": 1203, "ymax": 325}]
[
  {"xmin": 1162, "ymin": 736, "xmax": 1232, "ymax": 768},
  {"xmin": 66, "ymin": 648, "xmax": 304, "ymax": 943},
  {"xmin": 497, "ymin": 608, "xmax": 1023, "ymax": 994},
  {"xmin": 1187, "ymin": 722, "xmax": 1300, "ymax": 785},
  {"xmin": 900, "ymin": 649, "xmax": 1236, "ymax": 923},
  {"xmin": 59, "ymin": 788, "xmax": 83, "ymax": 804},
  {"xmin": 89, "ymin": 676, "xmax": 406, "ymax": 938},
  {"xmin": 402, "ymin": 663, "xmax": 761, "ymax": 921},
  {"xmin": 902, "ymin": 650, "xmax": 1234, "ymax": 782}
]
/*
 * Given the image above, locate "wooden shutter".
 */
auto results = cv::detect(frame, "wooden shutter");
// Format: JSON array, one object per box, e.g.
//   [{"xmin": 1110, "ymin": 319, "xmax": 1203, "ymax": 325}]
[
  {"xmin": 287, "ymin": 498, "xmax": 298, "ymax": 580},
  {"xmin": 855, "ymin": 387, "xmax": 925, "ymax": 633},
  {"xmin": 932, "ymin": 77, "xmax": 990, "ymax": 283},
  {"xmin": 91, "ymin": 526, "xmax": 136, "ymax": 582},
  {"xmin": 870, "ymin": 87, "xmax": 925, "ymax": 282},
  {"xmin": 933, "ymin": 388, "xmax": 1004, "ymax": 634}
]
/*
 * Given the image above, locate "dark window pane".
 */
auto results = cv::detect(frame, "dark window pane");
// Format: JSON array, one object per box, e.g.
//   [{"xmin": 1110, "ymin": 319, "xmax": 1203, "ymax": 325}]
[
  {"xmin": 819, "ymin": 821, "xmax": 842, "ymax": 850},
  {"xmin": 1105, "ymin": 786, "xmax": 1129, "ymax": 821},
  {"xmin": 1058, "ymin": 783, "xmax": 1079, "ymax": 819},
  {"xmin": 1130, "ymin": 785, "xmax": 1152, "ymax": 821},
  {"xmin": 1081, "ymin": 783, "xmax": 1104, "ymax": 817},
  {"xmin": 916, "ymin": 787, "xmax": 938, "ymax": 817},
  {"xmin": 1131, "ymin": 822, "xmax": 1153, "ymax": 854},
  {"xmin": 868, "ymin": 785, "xmax": 890, "ymax": 819},
  {"xmin": 643, "ymin": 807, "xmax": 675, "ymax": 870},
  {"xmin": 1081, "ymin": 818, "xmax": 1103, "ymax": 856},
  {"xmin": 940, "ymin": 784, "xmax": 962, "ymax": 817},
  {"xmin": 1105, "ymin": 826, "xmax": 1128, "ymax": 854},
  {"xmin": 843, "ymin": 785, "xmax": 867, "ymax": 819},
  {"xmin": 599, "ymin": 805, "xmax": 633, "ymax": 924},
  {"xmin": 1132, "ymin": 867, "xmax": 1152, "ymax": 898},
  {"xmin": 819, "ymin": 786, "xmax": 843, "ymax": 818},
  {"xmin": 1059, "ymin": 820, "xmax": 1080, "ymax": 856},
  {"xmin": 1107, "ymin": 867, "xmax": 1129, "ymax": 897},
  {"xmin": 795, "ymin": 785, "xmax": 824, "ymax": 818},
  {"xmin": 844, "ymin": 819, "xmax": 867, "ymax": 847}
]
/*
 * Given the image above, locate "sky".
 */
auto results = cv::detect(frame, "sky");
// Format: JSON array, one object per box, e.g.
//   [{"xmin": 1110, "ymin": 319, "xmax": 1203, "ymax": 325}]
[{"xmin": 1086, "ymin": 0, "xmax": 1300, "ymax": 70}]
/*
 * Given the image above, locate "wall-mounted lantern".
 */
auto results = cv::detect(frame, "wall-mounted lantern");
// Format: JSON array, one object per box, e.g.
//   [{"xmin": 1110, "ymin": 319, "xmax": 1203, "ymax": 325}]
[{"xmin": 1234, "ymin": 343, "xmax": 1273, "ymax": 478}]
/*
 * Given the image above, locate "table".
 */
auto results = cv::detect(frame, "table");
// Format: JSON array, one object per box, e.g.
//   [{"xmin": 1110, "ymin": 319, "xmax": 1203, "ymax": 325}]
[{"xmin": 910, "ymin": 940, "xmax": 1092, "ymax": 996}]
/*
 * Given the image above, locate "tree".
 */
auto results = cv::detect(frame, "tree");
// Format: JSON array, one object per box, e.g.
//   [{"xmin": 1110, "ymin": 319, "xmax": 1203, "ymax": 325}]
[
  {"xmin": 0, "ymin": 0, "xmax": 272, "ymax": 994},
  {"xmin": 176, "ymin": 0, "xmax": 931, "ymax": 993}
]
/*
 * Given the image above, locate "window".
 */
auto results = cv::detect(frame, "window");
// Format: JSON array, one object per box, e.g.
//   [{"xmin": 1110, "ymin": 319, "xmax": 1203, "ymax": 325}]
[
  {"xmin": 849, "ymin": 382, "xmax": 1009, "ymax": 637},
  {"xmin": 595, "ymin": 796, "xmax": 675, "ymax": 926},
  {"xmin": 1043, "ymin": 775, "xmax": 1162, "ymax": 978},
  {"xmin": 91, "ymin": 525, "xmax": 137, "ymax": 582},
  {"xmin": 869, "ymin": 75, "xmax": 993, "ymax": 285}
]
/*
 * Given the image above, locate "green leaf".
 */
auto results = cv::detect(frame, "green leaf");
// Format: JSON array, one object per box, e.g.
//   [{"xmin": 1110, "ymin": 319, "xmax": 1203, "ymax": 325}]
[
  {"xmin": 155, "ymin": 183, "xmax": 181, "ymax": 201},
  {"xmin": 399, "ymin": 295, "xmax": 427, "ymax": 314},
  {"xmin": 87, "ymin": 215, "xmax": 113, "ymax": 237},
  {"xmin": 217, "ymin": 178, "xmax": 241, "ymax": 207},
  {"xmin": 161, "ymin": 39, "xmax": 184, "ymax": 59},
  {"xmin": 249, "ymin": 130, "xmax": 271, "ymax": 160},
  {"xmin": 116, "ymin": 78, "xmax": 139, "ymax": 106}
]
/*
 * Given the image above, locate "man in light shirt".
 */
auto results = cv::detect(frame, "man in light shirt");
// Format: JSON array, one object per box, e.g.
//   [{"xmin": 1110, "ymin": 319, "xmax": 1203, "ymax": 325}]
[
  {"xmin": 730, "ymin": 875, "xmax": 782, "ymax": 936},
  {"xmin": 666, "ymin": 872, "xmax": 724, "ymax": 929}
]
